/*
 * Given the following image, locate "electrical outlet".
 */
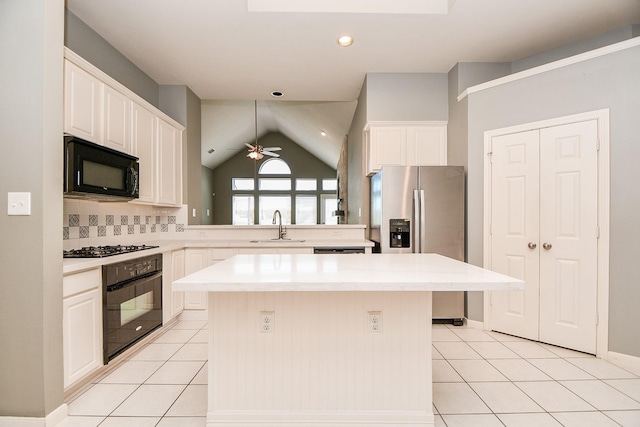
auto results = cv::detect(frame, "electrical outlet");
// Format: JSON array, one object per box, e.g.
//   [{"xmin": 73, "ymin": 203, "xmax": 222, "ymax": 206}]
[
  {"xmin": 260, "ymin": 311, "xmax": 274, "ymax": 333},
  {"xmin": 368, "ymin": 311, "xmax": 382, "ymax": 333}
]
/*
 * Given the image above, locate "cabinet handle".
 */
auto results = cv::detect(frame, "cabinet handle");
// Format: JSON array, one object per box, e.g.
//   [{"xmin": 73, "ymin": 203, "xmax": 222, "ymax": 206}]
[
  {"xmin": 528, "ymin": 242, "xmax": 537, "ymax": 249},
  {"xmin": 542, "ymin": 243, "xmax": 552, "ymax": 250}
]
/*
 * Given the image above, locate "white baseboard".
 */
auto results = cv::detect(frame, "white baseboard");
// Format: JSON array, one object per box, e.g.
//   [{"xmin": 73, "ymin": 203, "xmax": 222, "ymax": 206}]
[
  {"xmin": 179, "ymin": 309, "xmax": 208, "ymax": 321},
  {"xmin": 465, "ymin": 318, "xmax": 484, "ymax": 330},
  {"xmin": 607, "ymin": 351, "xmax": 640, "ymax": 376},
  {"xmin": 0, "ymin": 404, "xmax": 67, "ymax": 427}
]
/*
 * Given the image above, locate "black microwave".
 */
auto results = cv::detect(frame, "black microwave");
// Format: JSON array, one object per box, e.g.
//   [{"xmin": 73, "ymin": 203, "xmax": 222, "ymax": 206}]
[{"xmin": 64, "ymin": 135, "xmax": 139, "ymax": 201}]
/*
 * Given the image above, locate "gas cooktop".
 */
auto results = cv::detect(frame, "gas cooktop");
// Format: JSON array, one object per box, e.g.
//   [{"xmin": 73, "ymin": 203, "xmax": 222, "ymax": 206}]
[{"xmin": 63, "ymin": 244, "xmax": 159, "ymax": 258}]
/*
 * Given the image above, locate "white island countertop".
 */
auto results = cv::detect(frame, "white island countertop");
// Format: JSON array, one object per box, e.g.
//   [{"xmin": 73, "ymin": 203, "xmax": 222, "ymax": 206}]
[{"xmin": 172, "ymin": 253, "xmax": 524, "ymax": 292}]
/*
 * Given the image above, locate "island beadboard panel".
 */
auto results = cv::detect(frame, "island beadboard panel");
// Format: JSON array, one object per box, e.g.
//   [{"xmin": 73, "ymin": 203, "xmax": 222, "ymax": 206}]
[
  {"xmin": 63, "ymin": 199, "xmax": 186, "ymax": 249},
  {"xmin": 207, "ymin": 291, "xmax": 432, "ymax": 424}
]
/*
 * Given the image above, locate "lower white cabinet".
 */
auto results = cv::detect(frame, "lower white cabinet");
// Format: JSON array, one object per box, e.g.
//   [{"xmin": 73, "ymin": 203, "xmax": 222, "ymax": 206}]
[
  {"xmin": 63, "ymin": 268, "xmax": 102, "ymax": 390},
  {"xmin": 163, "ymin": 249, "xmax": 185, "ymax": 323},
  {"xmin": 184, "ymin": 249, "xmax": 211, "ymax": 310}
]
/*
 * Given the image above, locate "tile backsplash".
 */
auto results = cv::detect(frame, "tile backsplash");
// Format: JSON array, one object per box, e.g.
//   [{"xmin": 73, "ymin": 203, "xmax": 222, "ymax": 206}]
[{"xmin": 63, "ymin": 199, "xmax": 186, "ymax": 250}]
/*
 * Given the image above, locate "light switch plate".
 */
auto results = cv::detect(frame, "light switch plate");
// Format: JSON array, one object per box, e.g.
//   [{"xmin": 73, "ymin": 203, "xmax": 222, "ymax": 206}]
[{"xmin": 8, "ymin": 192, "xmax": 31, "ymax": 216}]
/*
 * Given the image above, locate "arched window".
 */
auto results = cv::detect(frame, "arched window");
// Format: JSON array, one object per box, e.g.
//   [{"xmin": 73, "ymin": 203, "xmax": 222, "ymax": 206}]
[
  {"xmin": 231, "ymin": 157, "xmax": 337, "ymax": 226},
  {"xmin": 258, "ymin": 158, "xmax": 291, "ymax": 174}
]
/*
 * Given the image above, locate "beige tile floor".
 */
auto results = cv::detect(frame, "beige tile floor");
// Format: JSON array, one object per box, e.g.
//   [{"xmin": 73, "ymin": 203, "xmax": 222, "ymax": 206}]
[{"xmin": 61, "ymin": 321, "xmax": 640, "ymax": 426}]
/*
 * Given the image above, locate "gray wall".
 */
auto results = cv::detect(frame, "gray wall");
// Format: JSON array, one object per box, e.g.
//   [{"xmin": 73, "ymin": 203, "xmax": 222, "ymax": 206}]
[
  {"xmin": 366, "ymin": 73, "xmax": 448, "ymax": 121},
  {"xmin": 346, "ymin": 77, "xmax": 368, "ymax": 227},
  {"xmin": 64, "ymin": 9, "xmax": 160, "ymax": 107},
  {"xmin": 512, "ymin": 25, "xmax": 640, "ymax": 73},
  {"xmin": 0, "ymin": 0, "xmax": 64, "ymax": 417},
  {"xmin": 464, "ymin": 45, "xmax": 640, "ymax": 358},
  {"xmin": 211, "ymin": 133, "xmax": 336, "ymax": 224},
  {"xmin": 202, "ymin": 166, "xmax": 215, "ymax": 224}
]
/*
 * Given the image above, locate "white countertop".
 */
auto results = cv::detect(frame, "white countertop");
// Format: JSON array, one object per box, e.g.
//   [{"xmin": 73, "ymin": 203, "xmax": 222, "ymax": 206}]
[
  {"xmin": 172, "ymin": 253, "xmax": 524, "ymax": 292},
  {"xmin": 62, "ymin": 239, "xmax": 373, "ymax": 275}
]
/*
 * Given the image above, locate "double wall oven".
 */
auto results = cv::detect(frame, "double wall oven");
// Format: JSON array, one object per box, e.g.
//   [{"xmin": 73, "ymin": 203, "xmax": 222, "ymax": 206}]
[{"xmin": 64, "ymin": 245, "xmax": 163, "ymax": 363}]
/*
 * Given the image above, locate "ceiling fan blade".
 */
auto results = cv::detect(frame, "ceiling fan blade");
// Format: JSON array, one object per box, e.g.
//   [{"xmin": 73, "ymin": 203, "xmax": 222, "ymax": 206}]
[
  {"xmin": 245, "ymin": 143, "xmax": 256, "ymax": 149},
  {"xmin": 262, "ymin": 147, "xmax": 281, "ymax": 151},
  {"xmin": 262, "ymin": 151, "xmax": 280, "ymax": 157}
]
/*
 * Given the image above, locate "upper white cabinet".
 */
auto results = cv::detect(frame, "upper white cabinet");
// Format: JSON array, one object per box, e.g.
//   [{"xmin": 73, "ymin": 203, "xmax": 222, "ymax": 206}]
[
  {"xmin": 132, "ymin": 102, "xmax": 157, "ymax": 203},
  {"xmin": 64, "ymin": 61, "xmax": 101, "ymax": 143},
  {"xmin": 157, "ymin": 119, "xmax": 182, "ymax": 206},
  {"xmin": 64, "ymin": 49, "xmax": 184, "ymax": 207},
  {"xmin": 365, "ymin": 122, "xmax": 447, "ymax": 175},
  {"xmin": 103, "ymin": 84, "xmax": 131, "ymax": 153},
  {"xmin": 131, "ymin": 109, "xmax": 183, "ymax": 207}
]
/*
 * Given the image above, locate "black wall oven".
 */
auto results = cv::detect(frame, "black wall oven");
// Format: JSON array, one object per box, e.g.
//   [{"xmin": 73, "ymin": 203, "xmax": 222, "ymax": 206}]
[{"xmin": 103, "ymin": 253, "xmax": 163, "ymax": 363}]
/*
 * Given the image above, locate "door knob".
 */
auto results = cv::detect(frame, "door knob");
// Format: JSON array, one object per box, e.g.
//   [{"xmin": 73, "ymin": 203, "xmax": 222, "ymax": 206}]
[
  {"xmin": 528, "ymin": 242, "xmax": 537, "ymax": 249},
  {"xmin": 542, "ymin": 243, "xmax": 552, "ymax": 250}
]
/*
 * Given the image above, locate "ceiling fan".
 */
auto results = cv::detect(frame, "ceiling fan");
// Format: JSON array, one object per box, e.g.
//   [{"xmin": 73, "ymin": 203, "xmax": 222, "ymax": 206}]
[
  {"xmin": 246, "ymin": 100, "xmax": 281, "ymax": 160},
  {"xmin": 245, "ymin": 142, "xmax": 281, "ymax": 160}
]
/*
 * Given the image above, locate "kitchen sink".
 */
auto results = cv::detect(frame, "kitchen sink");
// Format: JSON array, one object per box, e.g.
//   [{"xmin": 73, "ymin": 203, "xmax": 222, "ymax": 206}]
[{"xmin": 249, "ymin": 239, "xmax": 306, "ymax": 243}]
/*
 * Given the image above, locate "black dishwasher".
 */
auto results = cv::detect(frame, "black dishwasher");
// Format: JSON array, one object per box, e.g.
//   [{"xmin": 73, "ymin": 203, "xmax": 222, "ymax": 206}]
[{"xmin": 313, "ymin": 247, "xmax": 365, "ymax": 254}]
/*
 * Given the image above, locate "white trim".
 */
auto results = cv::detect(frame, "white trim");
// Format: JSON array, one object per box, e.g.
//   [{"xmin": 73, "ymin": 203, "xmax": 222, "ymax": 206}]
[
  {"xmin": 179, "ymin": 309, "xmax": 209, "ymax": 321},
  {"xmin": 63, "ymin": 47, "xmax": 184, "ymax": 131},
  {"xmin": 607, "ymin": 351, "xmax": 640, "ymax": 377},
  {"xmin": 0, "ymin": 404, "xmax": 67, "ymax": 427},
  {"xmin": 464, "ymin": 318, "xmax": 484, "ymax": 330},
  {"xmin": 483, "ymin": 109, "xmax": 610, "ymax": 358},
  {"xmin": 458, "ymin": 37, "xmax": 640, "ymax": 102}
]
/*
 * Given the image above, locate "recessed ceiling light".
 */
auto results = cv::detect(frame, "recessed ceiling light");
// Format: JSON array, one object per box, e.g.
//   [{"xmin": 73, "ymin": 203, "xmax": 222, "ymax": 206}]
[
  {"xmin": 271, "ymin": 91, "xmax": 284, "ymax": 97},
  {"xmin": 337, "ymin": 35, "xmax": 353, "ymax": 47}
]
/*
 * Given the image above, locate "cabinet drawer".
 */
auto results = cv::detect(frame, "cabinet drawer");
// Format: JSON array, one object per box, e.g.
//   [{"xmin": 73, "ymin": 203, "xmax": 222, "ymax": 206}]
[{"xmin": 63, "ymin": 268, "xmax": 101, "ymax": 298}]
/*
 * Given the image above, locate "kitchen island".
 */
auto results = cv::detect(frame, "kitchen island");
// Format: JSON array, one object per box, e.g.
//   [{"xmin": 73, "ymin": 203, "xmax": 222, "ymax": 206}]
[{"xmin": 173, "ymin": 253, "xmax": 524, "ymax": 426}]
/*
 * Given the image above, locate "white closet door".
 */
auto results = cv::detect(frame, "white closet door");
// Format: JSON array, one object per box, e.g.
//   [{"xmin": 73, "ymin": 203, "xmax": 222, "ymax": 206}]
[
  {"xmin": 489, "ymin": 119, "xmax": 599, "ymax": 354},
  {"xmin": 489, "ymin": 129, "xmax": 540, "ymax": 341},
  {"xmin": 538, "ymin": 120, "xmax": 598, "ymax": 354}
]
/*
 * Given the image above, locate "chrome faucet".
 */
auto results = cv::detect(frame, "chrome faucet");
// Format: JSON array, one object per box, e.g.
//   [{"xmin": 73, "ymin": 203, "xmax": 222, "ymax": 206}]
[{"xmin": 272, "ymin": 209, "xmax": 286, "ymax": 240}]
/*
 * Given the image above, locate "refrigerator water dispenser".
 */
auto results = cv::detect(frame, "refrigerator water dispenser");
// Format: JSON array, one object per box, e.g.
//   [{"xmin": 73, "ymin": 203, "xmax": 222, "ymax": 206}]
[{"xmin": 389, "ymin": 219, "xmax": 410, "ymax": 248}]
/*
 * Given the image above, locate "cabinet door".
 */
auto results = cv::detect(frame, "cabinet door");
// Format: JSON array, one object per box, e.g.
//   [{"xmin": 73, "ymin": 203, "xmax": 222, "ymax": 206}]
[
  {"xmin": 157, "ymin": 119, "xmax": 182, "ymax": 206},
  {"xmin": 368, "ymin": 127, "xmax": 405, "ymax": 175},
  {"xmin": 103, "ymin": 85, "xmax": 131, "ymax": 154},
  {"xmin": 406, "ymin": 126, "xmax": 447, "ymax": 166},
  {"xmin": 184, "ymin": 249, "xmax": 209, "ymax": 310},
  {"xmin": 171, "ymin": 250, "xmax": 185, "ymax": 319},
  {"xmin": 64, "ymin": 60, "xmax": 102, "ymax": 143},
  {"xmin": 63, "ymin": 288, "xmax": 102, "ymax": 389},
  {"xmin": 131, "ymin": 103, "xmax": 157, "ymax": 203}
]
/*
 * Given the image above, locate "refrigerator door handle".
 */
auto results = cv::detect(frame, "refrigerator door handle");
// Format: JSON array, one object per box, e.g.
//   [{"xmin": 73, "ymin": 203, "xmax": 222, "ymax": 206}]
[
  {"xmin": 420, "ymin": 189, "xmax": 427, "ymax": 254},
  {"xmin": 413, "ymin": 189, "xmax": 420, "ymax": 253}
]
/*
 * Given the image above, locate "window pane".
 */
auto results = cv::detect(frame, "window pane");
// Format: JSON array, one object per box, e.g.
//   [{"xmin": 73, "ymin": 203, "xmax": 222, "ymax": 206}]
[
  {"xmin": 232, "ymin": 178, "xmax": 254, "ymax": 191},
  {"xmin": 321, "ymin": 194, "xmax": 338, "ymax": 225},
  {"xmin": 322, "ymin": 178, "xmax": 337, "ymax": 191},
  {"xmin": 232, "ymin": 195, "xmax": 254, "ymax": 225},
  {"xmin": 259, "ymin": 158, "xmax": 291, "ymax": 175},
  {"xmin": 296, "ymin": 179, "xmax": 317, "ymax": 191},
  {"xmin": 259, "ymin": 178, "xmax": 291, "ymax": 191},
  {"xmin": 296, "ymin": 196, "xmax": 317, "ymax": 225},
  {"xmin": 258, "ymin": 196, "xmax": 291, "ymax": 225}
]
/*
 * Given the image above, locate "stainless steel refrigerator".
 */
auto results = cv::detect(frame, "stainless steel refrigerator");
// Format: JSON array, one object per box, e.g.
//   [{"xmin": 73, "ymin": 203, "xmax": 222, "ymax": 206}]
[{"xmin": 370, "ymin": 165, "xmax": 465, "ymax": 323}]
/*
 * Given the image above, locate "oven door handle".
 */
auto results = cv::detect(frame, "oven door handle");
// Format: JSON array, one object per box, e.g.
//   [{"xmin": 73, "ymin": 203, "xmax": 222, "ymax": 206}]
[{"xmin": 106, "ymin": 270, "xmax": 162, "ymax": 292}]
